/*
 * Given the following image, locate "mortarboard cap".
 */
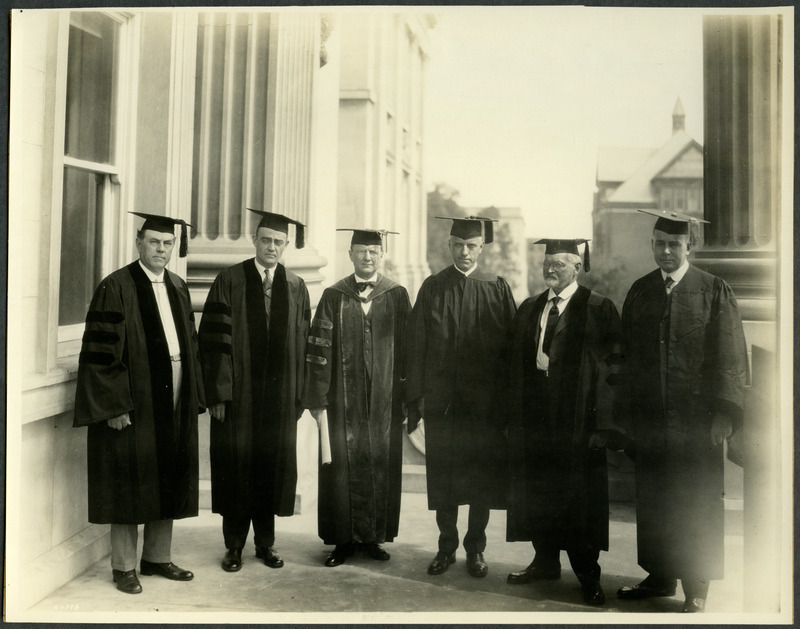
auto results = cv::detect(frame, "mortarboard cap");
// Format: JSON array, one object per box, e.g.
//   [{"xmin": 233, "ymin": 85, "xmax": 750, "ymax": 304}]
[
  {"xmin": 638, "ymin": 209, "xmax": 709, "ymax": 235},
  {"xmin": 247, "ymin": 209, "xmax": 305, "ymax": 249},
  {"xmin": 130, "ymin": 211, "xmax": 192, "ymax": 258},
  {"xmin": 337, "ymin": 228, "xmax": 399, "ymax": 253},
  {"xmin": 534, "ymin": 238, "xmax": 591, "ymax": 272},
  {"xmin": 436, "ymin": 215, "xmax": 497, "ymax": 244}
]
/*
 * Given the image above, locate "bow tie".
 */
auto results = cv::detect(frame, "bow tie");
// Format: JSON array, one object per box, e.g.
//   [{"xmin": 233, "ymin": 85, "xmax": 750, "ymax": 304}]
[{"xmin": 356, "ymin": 281, "xmax": 376, "ymax": 293}]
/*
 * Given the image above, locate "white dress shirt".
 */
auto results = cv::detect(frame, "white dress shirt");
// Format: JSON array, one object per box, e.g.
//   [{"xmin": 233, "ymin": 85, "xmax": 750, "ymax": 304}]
[
  {"xmin": 254, "ymin": 258, "xmax": 274, "ymax": 285},
  {"xmin": 453, "ymin": 263, "xmax": 477, "ymax": 278},
  {"xmin": 536, "ymin": 280, "xmax": 579, "ymax": 371},
  {"xmin": 661, "ymin": 259, "xmax": 690, "ymax": 293},
  {"xmin": 355, "ymin": 273, "xmax": 379, "ymax": 314},
  {"xmin": 139, "ymin": 261, "xmax": 181, "ymax": 357}
]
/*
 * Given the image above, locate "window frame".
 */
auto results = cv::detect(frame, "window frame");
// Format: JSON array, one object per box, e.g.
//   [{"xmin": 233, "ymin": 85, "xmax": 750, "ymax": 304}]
[{"xmin": 48, "ymin": 10, "xmax": 140, "ymax": 368}]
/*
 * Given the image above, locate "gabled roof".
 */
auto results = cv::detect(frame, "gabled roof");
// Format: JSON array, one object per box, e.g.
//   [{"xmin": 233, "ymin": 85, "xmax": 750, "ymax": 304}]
[
  {"xmin": 596, "ymin": 147, "xmax": 658, "ymax": 184},
  {"xmin": 607, "ymin": 130, "xmax": 699, "ymax": 204}
]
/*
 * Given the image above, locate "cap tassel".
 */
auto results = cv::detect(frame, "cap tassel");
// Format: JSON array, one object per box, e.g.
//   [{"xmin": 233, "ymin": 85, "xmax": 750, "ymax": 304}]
[
  {"xmin": 295, "ymin": 223, "xmax": 305, "ymax": 249},
  {"xmin": 179, "ymin": 222, "xmax": 188, "ymax": 258},
  {"xmin": 583, "ymin": 242, "xmax": 590, "ymax": 272},
  {"xmin": 484, "ymin": 221, "xmax": 494, "ymax": 245}
]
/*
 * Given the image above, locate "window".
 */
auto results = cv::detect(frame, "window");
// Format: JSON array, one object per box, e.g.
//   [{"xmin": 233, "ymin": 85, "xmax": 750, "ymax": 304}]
[
  {"xmin": 675, "ymin": 186, "xmax": 686, "ymax": 210},
  {"xmin": 58, "ymin": 12, "xmax": 122, "ymax": 333}
]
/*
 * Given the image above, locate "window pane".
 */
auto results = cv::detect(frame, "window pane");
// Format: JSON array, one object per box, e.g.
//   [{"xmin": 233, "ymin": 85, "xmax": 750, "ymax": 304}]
[
  {"xmin": 65, "ymin": 13, "xmax": 117, "ymax": 163},
  {"xmin": 59, "ymin": 167, "xmax": 104, "ymax": 326}
]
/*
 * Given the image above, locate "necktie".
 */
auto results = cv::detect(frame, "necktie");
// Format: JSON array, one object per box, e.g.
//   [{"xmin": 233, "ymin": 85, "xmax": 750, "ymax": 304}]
[
  {"xmin": 263, "ymin": 270, "xmax": 272, "ymax": 316},
  {"xmin": 356, "ymin": 281, "xmax": 375, "ymax": 293},
  {"xmin": 542, "ymin": 296, "xmax": 561, "ymax": 357},
  {"xmin": 664, "ymin": 276, "xmax": 674, "ymax": 294}
]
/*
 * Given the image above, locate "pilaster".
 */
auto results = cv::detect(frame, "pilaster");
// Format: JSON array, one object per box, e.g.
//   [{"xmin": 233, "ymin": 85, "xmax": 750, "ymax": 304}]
[{"xmin": 697, "ymin": 14, "xmax": 784, "ymax": 614}]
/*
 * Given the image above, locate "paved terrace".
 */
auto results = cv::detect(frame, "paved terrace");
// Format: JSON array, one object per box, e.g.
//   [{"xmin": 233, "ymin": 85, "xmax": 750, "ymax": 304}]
[{"xmin": 26, "ymin": 493, "xmax": 745, "ymax": 623}]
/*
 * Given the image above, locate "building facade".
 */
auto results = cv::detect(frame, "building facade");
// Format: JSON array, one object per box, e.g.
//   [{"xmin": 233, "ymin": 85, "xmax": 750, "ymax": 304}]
[
  {"xmin": 7, "ymin": 8, "xmax": 433, "ymax": 611},
  {"xmin": 592, "ymin": 99, "xmax": 705, "ymax": 288}
]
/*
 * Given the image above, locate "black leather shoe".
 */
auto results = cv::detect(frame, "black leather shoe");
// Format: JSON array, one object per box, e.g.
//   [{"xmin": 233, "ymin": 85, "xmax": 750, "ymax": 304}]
[
  {"xmin": 221, "ymin": 548, "xmax": 242, "ymax": 572},
  {"xmin": 507, "ymin": 563, "xmax": 561, "ymax": 584},
  {"xmin": 325, "ymin": 544, "xmax": 354, "ymax": 567},
  {"xmin": 617, "ymin": 578, "xmax": 677, "ymax": 600},
  {"xmin": 362, "ymin": 543, "xmax": 391, "ymax": 561},
  {"xmin": 682, "ymin": 597, "xmax": 706, "ymax": 613},
  {"xmin": 255, "ymin": 546, "xmax": 284, "ymax": 568},
  {"xmin": 582, "ymin": 581, "xmax": 606, "ymax": 606},
  {"xmin": 427, "ymin": 551, "xmax": 456, "ymax": 575},
  {"xmin": 466, "ymin": 552, "xmax": 488, "ymax": 578},
  {"xmin": 112, "ymin": 569, "xmax": 142, "ymax": 594},
  {"xmin": 140, "ymin": 560, "xmax": 194, "ymax": 581}
]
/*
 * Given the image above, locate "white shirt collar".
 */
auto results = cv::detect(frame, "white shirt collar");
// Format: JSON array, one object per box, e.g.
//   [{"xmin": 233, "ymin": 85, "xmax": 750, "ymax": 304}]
[
  {"xmin": 453, "ymin": 263, "xmax": 477, "ymax": 277},
  {"xmin": 354, "ymin": 272, "xmax": 378, "ymax": 284},
  {"xmin": 547, "ymin": 280, "xmax": 579, "ymax": 302},
  {"xmin": 139, "ymin": 260, "xmax": 165, "ymax": 282},
  {"xmin": 254, "ymin": 258, "xmax": 276, "ymax": 278},
  {"xmin": 661, "ymin": 259, "xmax": 690, "ymax": 285}
]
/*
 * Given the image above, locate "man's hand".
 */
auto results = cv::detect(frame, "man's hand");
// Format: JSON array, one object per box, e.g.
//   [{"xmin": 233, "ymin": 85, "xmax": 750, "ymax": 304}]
[
  {"xmin": 209, "ymin": 402, "xmax": 226, "ymax": 422},
  {"xmin": 710, "ymin": 412, "xmax": 733, "ymax": 446},
  {"xmin": 588, "ymin": 429, "xmax": 628, "ymax": 451},
  {"xmin": 406, "ymin": 397, "xmax": 424, "ymax": 434},
  {"xmin": 587, "ymin": 431, "xmax": 609, "ymax": 450},
  {"xmin": 107, "ymin": 413, "xmax": 131, "ymax": 431},
  {"xmin": 310, "ymin": 407, "xmax": 325, "ymax": 427}
]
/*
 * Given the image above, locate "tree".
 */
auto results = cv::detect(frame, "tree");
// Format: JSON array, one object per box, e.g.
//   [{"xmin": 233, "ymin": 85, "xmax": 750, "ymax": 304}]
[
  {"xmin": 426, "ymin": 184, "xmax": 462, "ymax": 273},
  {"xmin": 581, "ymin": 252, "xmax": 631, "ymax": 312},
  {"xmin": 480, "ymin": 217, "xmax": 520, "ymax": 293}
]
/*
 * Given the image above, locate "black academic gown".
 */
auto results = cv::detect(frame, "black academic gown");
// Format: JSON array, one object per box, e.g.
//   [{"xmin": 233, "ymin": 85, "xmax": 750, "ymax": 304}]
[
  {"xmin": 73, "ymin": 262, "xmax": 205, "ymax": 524},
  {"xmin": 405, "ymin": 264, "xmax": 516, "ymax": 510},
  {"xmin": 505, "ymin": 285, "xmax": 623, "ymax": 551},
  {"xmin": 199, "ymin": 260, "xmax": 310, "ymax": 519},
  {"xmin": 301, "ymin": 274, "xmax": 411, "ymax": 545},
  {"xmin": 622, "ymin": 265, "xmax": 747, "ymax": 579}
]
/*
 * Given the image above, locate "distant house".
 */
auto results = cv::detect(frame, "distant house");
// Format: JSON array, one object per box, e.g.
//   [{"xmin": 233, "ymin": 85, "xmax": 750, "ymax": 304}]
[{"xmin": 592, "ymin": 99, "xmax": 704, "ymax": 275}]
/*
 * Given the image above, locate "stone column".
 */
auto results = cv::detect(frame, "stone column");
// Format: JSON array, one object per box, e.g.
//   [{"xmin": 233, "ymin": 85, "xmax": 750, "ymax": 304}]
[
  {"xmin": 696, "ymin": 14, "xmax": 780, "ymax": 341},
  {"xmin": 695, "ymin": 14, "xmax": 783, "ymax": 613},
  {"xmin": 187, "ymin": 11, "xmax": 327, "ymax": 311}
]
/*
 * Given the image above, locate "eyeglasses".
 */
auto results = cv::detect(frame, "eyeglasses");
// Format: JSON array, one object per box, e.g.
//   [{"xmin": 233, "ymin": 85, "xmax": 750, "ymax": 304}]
[{"xmin": 543, "ymin": 261, "xmax": 568, "ymax": 271}]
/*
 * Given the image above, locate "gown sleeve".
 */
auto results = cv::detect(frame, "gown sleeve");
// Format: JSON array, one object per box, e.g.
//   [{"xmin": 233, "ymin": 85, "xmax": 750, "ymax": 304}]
[
  {"xmin": 73, "ymin": 276, "xmax": 134, "ymax": 426},
  {"xmin": 709, "ymin": 277, "xmax": 748, "ymax": 426},
  {"xmin": 294, "ymin": 279, "xmax": 312, "ymax": 415},
  {"xmin": 593, "ymin": 297, "xmax": 625, "ymax": 434},
  {"xmin": 198, "ymin": 272, "xmax": 234, "ymax": 405},
  {"xmin": 301, "ymin": 289, "xmax": 336, "ymax": 409},
  {"xmin": 404, "ymin": 278, "xmax": 431, "ymax": 404}
]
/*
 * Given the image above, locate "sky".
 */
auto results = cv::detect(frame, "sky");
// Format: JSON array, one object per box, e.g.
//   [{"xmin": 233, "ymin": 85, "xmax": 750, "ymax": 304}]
[{"xmin": 423, "ymin": 6, "xmax": 705, "ymax": 238}]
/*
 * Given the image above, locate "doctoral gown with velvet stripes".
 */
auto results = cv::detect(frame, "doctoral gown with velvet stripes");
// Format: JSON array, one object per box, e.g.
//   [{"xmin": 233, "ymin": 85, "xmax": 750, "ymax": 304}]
[
  {"xmin": 301, "ymin": 275, "xmax": 411, "ymax": 545},
  {"xmin": 405, "ymin": 264, "xmax": 516, "ymax": 510},
  {"xmin": 505, "ymin": 285, "xmax": 623, "ymax": 550},
  {"xmin": 622, "ymin": 265, "xmax": 747, "ymax": 579},
  {"xmin": 199, "ymin": 260, "xmax": 310, "ymax": 519},
  {"xmin": 73, "ymin": 262, "xmax": 205, "ymax": 524}
]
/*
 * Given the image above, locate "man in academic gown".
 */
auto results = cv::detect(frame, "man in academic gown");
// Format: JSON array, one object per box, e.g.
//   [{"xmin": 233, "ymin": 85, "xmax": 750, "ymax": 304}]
[
  {"xmin": 199, "ymin": 210, "xmax": 310, "ymax": 572},
  {"xmin": 505, "ymin": 238, "xmax": 624, "ymax": 606},
  {"xmin": 617, "ymin": 210, "xmax": 747, "ymax": 613},
  {"xmin": 73, "ymin": 212, "xmax": 205, "ymax": 594},
  {"xmin": 405, "ymin": 216, "xmax": 517, "ymax": 578},
  {"xmin": 303, "ymin": 229, "xmax": 411, "ymax": 567}
]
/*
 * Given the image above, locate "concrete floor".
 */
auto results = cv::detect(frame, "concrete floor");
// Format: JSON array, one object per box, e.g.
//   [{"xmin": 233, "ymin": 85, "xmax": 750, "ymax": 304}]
[{"xmin": 27, "ymin": 494, "xmax": 745, "ymax": 623}]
